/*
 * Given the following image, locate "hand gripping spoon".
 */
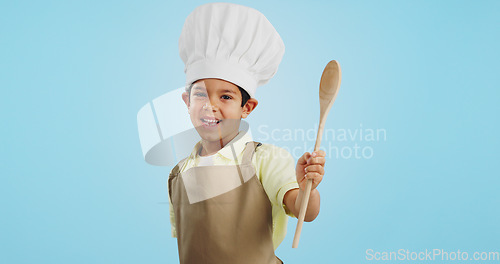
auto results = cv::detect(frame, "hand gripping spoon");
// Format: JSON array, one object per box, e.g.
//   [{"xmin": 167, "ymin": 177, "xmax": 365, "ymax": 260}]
[{"xmin": 292, "ymin": 60, "xmax": 342, "ymax": 248}]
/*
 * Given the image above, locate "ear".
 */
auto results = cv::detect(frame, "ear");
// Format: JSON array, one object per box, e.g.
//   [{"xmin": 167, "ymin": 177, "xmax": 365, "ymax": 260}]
[
  {"xmin": 182, "ymin": 92, "xmax": 190, "ymax": 108},
  {"xmin": 241, "ymin": 98, "xmax": 258, "ymax": 119}
]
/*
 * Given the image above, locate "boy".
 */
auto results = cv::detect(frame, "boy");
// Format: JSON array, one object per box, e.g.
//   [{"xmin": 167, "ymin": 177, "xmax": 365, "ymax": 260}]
[{"xmin": 168, "ymin": 3, "xmax": 326, "ymax": 264}]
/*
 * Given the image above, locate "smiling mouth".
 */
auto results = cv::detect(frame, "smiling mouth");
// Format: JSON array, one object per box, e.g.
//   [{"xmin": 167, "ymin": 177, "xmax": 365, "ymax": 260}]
[{"xmin": 200, "ymin": 118, "xmax": 221, "ymax": 127}]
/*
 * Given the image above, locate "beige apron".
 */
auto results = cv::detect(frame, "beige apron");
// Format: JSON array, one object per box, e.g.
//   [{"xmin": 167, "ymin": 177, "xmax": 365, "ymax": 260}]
[{"xmin": 169, "ymin": 142, "xmax": 283, "ymax": 264}]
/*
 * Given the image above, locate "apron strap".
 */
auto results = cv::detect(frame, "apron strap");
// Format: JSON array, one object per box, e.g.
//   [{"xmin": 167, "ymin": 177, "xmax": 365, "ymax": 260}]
[
  {"xmin": 168, "ymin": 158, "xmax": 187, "ymax": 203},
  {"xmin": 241, "ymin": 141, "xmax": 262, "ymax": 167}
]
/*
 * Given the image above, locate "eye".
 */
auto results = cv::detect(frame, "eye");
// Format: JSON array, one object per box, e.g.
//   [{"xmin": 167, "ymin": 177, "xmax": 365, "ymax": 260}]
[{"xmin": 221, "ymin": 95, "xmax": 232, "ymax": 100}]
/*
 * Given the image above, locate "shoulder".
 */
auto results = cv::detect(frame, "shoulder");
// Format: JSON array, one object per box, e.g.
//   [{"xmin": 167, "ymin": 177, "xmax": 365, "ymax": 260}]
[
  {"xmin": 253, "ymin": 143, "xmax": 295, "ymax": 168},
  {"xmin": 255, "ymin": 143, "xmax": 292, "ymax": 158},
  {"xmin": 169, "ymin": 157, "xmax": 189, "ymax": 176}
]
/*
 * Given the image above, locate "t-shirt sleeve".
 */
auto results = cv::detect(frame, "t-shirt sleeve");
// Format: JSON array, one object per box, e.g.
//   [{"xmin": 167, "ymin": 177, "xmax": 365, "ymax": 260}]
[{"xmin": 254, "ymin": 144, "xmax": 299, "ymax": 216}]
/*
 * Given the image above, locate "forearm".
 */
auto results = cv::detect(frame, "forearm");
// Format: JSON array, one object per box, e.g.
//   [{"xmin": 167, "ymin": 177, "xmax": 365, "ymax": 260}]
[{"xmin": 284, "ymin": 188, "xmax": 321, "ymax": 222}]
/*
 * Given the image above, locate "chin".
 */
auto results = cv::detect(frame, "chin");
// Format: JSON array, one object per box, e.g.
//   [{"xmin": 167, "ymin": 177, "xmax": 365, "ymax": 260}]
[{"xmin": 196, "ymin": 130, "xmax": 222, "ymax": 142}]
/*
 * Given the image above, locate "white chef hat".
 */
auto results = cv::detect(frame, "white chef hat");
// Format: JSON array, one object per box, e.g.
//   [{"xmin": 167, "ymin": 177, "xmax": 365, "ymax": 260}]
[{"xmin": 179, "ymin": 2, "xmax": 285, "ymax": 98}]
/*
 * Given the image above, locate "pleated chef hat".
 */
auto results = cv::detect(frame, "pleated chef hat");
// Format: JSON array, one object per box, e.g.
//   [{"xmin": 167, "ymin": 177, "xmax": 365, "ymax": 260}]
[{"xmin": 179, "ymin": 3, "xmax": 285, "ymax": 98}]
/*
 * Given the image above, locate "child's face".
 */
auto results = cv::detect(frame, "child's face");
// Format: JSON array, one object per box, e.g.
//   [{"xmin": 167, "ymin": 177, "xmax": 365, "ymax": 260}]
[{"xmin": 182, "ymin": 78, "xmax": 257, "ymax": 145}]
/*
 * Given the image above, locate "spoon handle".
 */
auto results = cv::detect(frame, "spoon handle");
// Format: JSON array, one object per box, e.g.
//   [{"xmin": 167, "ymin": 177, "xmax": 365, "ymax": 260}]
[
  {"xmin": 292, "ymin": 179, "xmax": 312, "ymax": 248},
  {"xmin": 292, "ymin": 118, "xmax": 325, "ymax": 248}
]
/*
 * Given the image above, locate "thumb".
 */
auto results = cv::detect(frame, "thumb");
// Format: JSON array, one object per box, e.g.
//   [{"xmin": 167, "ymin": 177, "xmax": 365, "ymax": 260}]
[{"xmin": 298, "ymin": 152, "xmax": 312, "ymax": 166}]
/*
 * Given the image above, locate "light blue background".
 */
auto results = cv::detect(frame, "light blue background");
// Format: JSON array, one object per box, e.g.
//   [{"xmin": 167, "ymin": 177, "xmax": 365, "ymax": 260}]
[{"xmin": 2, "ymin": 0, "xmax": 498, "ymax": 263}]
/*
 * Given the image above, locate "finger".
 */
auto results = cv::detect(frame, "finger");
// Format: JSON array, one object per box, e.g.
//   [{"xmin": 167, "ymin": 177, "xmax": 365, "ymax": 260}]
[
  {"xmin": 305, "ymin": 165, "xmax": 324, "ymax": 176},
  {"xmin": 305, "ymin": 172, "xmax": 323, "ymax": 185},
  {"xmin": 313, "ymin": 150, "xmax": 326, "ymax": 157},
  {"xmin": 307, "ymin": 156, "xmax": 326, "ymax": 165},
  {"xmin": 297, "ymin": 174, "xmax": 309, "ymax": 186},
  {"xmin": 299, "ymin": 152, "xmax": 312, "ymax": 165},
  {"xmin": 297, "ymin": 176, "xmax": 305, "ymax": 185}
]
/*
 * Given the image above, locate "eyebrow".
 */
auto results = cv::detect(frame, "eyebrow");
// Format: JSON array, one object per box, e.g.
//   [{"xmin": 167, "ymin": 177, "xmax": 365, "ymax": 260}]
[
  {"xmin": 220, "ymin": 89, "xmax": 237, "ymax": 94},
  {"xmin": 192, "ymin": 87, "xmax": 237, "ymax": 95}
]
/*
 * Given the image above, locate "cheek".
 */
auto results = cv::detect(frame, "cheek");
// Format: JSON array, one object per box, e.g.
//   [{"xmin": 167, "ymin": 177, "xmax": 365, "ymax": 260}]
[
  {"xmin": 190, "ymin": 99, "xmax": 206, "ymax": 109},
  {"xmin": 188, "ymin": 104, "xmax": 202, "ymax": 116},
  {"xmin": 224, "ymin": 106, "xmax": 244, "ymax": 118}
]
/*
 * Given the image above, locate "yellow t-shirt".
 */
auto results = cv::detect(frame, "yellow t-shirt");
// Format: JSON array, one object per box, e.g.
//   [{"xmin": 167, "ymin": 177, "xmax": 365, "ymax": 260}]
[{"xmin": 168, "ymin": 131, "xmax": 299, "ymax": 250}]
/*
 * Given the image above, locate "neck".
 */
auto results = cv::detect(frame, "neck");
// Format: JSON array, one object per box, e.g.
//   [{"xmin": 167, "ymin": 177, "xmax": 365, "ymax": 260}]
[{"xmin": 200, "ymin": 130, "xmax": 239, "ymax": 156}]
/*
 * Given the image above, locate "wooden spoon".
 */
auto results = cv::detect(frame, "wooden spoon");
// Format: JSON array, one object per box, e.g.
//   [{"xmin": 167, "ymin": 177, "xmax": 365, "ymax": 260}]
[{"xmin": 292, "ymin": 60, "xmax": 342, "ymax": 248}]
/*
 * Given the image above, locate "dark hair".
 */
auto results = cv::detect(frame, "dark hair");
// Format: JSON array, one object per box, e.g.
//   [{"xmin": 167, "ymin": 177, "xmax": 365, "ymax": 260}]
[{"xmin": 186, "ymin": 83, "xmax": 250, "ymax": 107}]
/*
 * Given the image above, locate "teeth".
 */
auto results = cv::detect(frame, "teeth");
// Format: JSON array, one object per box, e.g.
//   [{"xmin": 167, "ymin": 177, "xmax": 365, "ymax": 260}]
[{"xmin": 202, "ymin": 118, "xmax": 220, "ymax": 124}]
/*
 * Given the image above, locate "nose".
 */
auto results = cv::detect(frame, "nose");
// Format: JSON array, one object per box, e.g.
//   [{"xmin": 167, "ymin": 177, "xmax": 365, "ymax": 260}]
[{"xmin": 203, "ymin": 97, "xmax": 218, "ymax": 111}]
